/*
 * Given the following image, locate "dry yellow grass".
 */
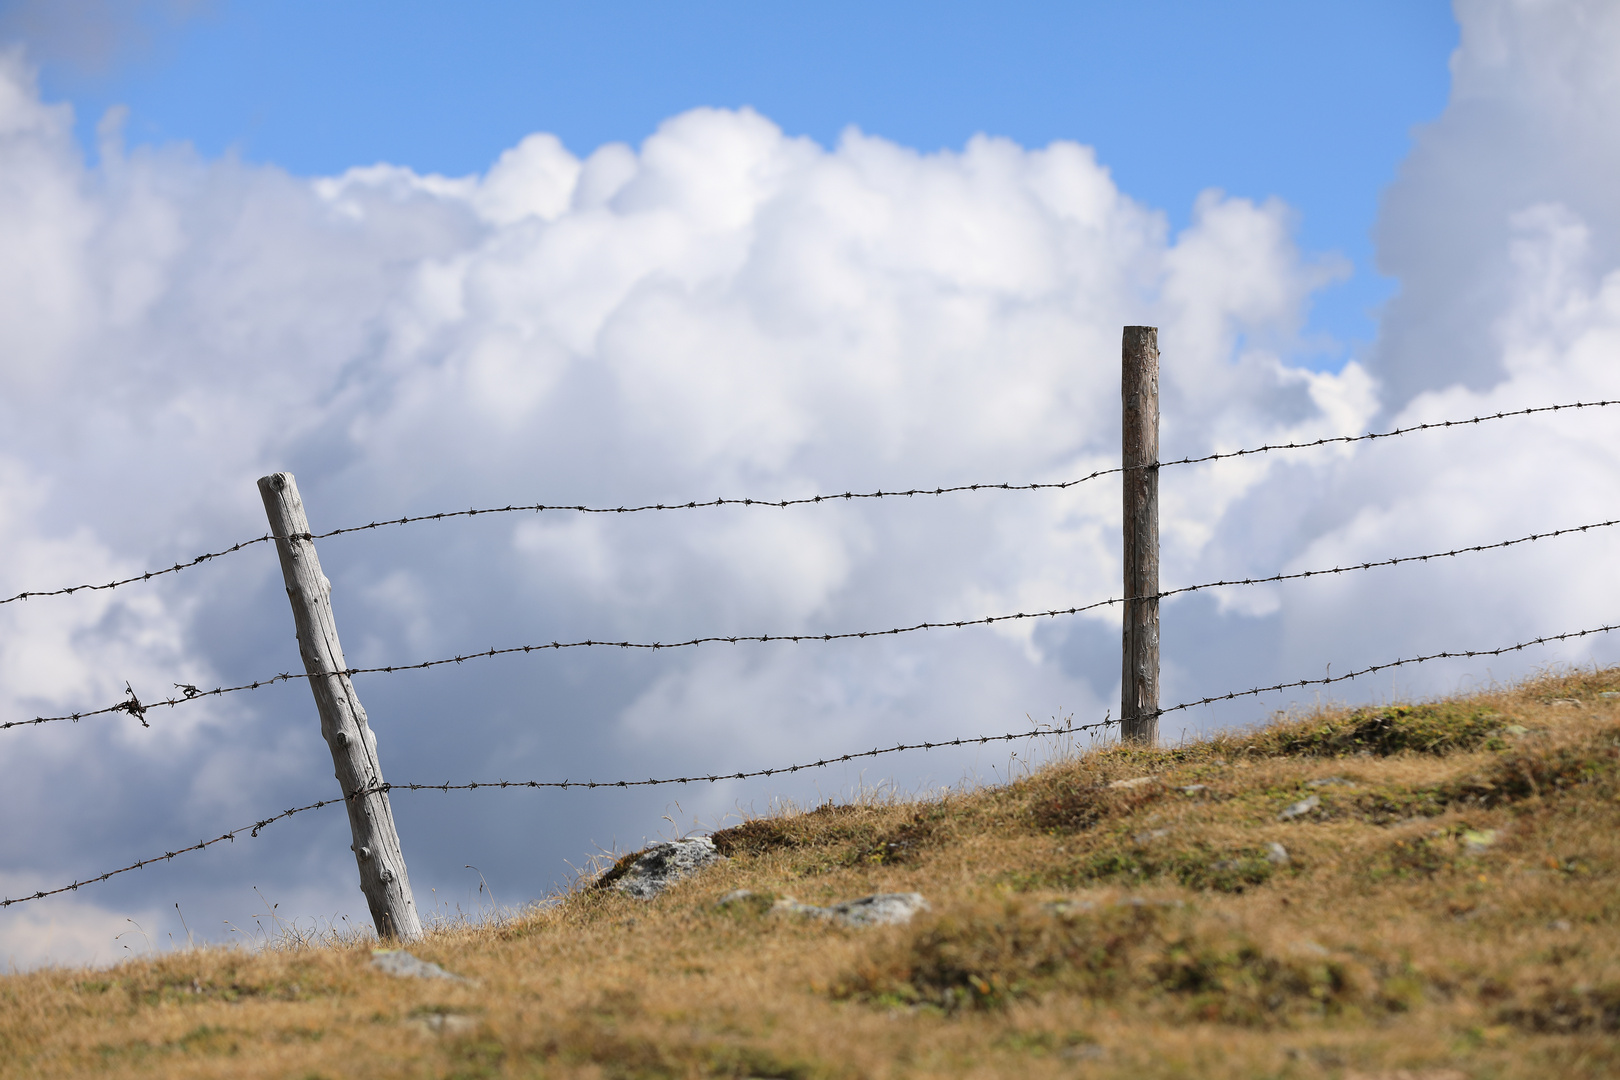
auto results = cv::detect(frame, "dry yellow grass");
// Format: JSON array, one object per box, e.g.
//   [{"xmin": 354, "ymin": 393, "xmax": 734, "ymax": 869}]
[{"xmin": 3, "ymin": 666, "xmax": 1619, "ymax": 1079}]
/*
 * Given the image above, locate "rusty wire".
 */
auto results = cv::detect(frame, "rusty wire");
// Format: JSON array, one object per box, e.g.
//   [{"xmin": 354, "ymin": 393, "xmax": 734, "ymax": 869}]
[
  {"xmin": 10, "ymin": 513, "xmax": 1616, "ymax": 733},
  {"xmin": 6, "ymin": 398, "xmax": 1615, "ymax": 610}
]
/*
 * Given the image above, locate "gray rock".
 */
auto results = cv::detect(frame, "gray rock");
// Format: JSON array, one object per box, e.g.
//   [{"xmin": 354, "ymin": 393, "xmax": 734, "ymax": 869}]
[
  {"xmin": 1266, "ymin": 842, "xmax": 1291, "ymax": 865},
  {"xmin": 371, "ymin": 949, "xmax": 464, "ymax": 981},
  {"xmin": 772, "ymin": 892, "xmax": 929, "ymax": 927},
  {"xmin": 830, "ymin": 893, "xmax": 930, "ymax": 926},
  {"xmin": 414, "ymin": 1013, "xmax": 478, "ymax": 1036},
  {"xmin": 612, "ymin": 837, "xmax": 725, "ymax": 900},
  {"xmin": 1278, "ymin": 794, "xmax": 1321, "ymax": 821}
]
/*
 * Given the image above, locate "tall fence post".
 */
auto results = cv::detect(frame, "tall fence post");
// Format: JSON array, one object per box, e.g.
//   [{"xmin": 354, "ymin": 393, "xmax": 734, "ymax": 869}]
[
  {"xmin": 1121, "ymin": 326, "xmax": 1161, "ymax": 745},
  {"xmin": 258, "ymin": 472, "xmax": 423, "ymax": 942}
]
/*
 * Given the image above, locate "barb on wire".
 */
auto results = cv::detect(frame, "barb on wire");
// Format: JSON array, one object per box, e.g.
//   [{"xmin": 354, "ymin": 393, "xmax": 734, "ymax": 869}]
[
  {"xmin": 358, "ymin": 717, "xmax": 1118, "ymax": 796},
  {"xmin": 0, "ymin": 535, "xmax": 274, "ymax": 608},
  {"xmin": 0, "ymin": 796, "xmax": 341, "ymax": 909},
  {"xmin": 118, "ymin": 683, "xmax": 148, "ymax": 728},
  {"xmin": 11, "ymin": 515, "xmax": 1620, "ymax": 734},
  {"xmin": 1162, "ymin": 622, "xmax": 1620, "ymax": 716}
]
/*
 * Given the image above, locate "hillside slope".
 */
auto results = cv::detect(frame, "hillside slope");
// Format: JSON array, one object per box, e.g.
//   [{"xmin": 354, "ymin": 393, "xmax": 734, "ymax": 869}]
[{"xmin": 3, "ymin": 667, "xmax": 1619, "ymax": 1079}]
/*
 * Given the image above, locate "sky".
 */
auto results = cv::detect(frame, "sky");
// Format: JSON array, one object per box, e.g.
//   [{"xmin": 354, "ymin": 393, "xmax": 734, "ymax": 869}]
[{"xmin": 1, "ymin": 0, "xmax": 1618, "ymax": 969}]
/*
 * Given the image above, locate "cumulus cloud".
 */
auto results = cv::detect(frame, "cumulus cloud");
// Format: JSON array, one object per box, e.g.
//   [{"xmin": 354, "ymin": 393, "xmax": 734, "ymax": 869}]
[{"xmin": 2, "ymin": 0, "xmax": 1619, "ymax": 965}]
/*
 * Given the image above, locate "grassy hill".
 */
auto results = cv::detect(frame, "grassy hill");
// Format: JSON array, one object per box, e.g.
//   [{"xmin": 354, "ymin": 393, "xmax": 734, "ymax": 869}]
[{"xmin": 4, "ymin": 667, "xmax": 1619, "ymax": 1079}]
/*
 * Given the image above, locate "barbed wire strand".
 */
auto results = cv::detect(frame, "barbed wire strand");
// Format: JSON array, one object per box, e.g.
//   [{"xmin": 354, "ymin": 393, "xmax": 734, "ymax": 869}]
[
  {"xmin": 0, "ymin": 536, "xmax": 273, "ymax": 608},
  {"xmin": 290, "ymin": 400, "xmax": 1620, "ymax": 536},
  {"xmin": 0, "ymin": 719, "xmax": 1113, "ymax": 909},
  {"xmin": 365, "ymin": 718, "xmax": 1118, "ymax": 796},
  {"xmin": 0, "ymin": 796, "xmax": 342, "ymax": 909},
  {"xmin": 10, "ymin": 515, "xmax": 1619, "ymax": 733},
  {"xmin": 1161, "ymin": 622, "xmax": 1620, "ymax": 716},
  {"xmin": 7, "ymin": 399, "xmax": 1615, "ymax": 610}
]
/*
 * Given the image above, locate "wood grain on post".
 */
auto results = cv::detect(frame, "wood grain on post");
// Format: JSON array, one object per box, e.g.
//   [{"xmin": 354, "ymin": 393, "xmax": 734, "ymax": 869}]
[
  {"xmin": 258, "ymin": 472, "xmax": 423, "ymax": 942},
  {"xmin": 1121, "ymin": 326, "xmax": 1161, "ymax": 745}
]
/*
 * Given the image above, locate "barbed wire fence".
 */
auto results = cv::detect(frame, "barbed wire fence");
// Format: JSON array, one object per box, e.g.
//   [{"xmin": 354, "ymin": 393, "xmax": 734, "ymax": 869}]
[{"xmin": 2, "ymin": 355, "xmax": 1616, "ymax": 914}]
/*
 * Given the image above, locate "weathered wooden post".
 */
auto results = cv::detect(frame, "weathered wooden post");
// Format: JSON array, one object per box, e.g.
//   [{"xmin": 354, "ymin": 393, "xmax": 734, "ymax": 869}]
[
  {"xmin": 259, "ymin": 472, "xmax": 422, "ymax": 941},
  {"xmin": 1121, "ymin": 326, "xmax": 1161, "ymax": 745}
]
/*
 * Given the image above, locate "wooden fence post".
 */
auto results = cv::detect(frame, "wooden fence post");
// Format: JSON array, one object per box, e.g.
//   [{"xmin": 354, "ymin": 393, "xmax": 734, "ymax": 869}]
[
  {"xmin": 1121, "ymin": 326, "xmax": 1161, "ymax": 745},
  {"xmin": 258, "ymin": 472, "xmax": 423, "ymax": 941}
]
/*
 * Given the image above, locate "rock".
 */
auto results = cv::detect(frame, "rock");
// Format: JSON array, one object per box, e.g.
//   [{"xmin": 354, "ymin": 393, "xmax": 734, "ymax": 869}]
[
  {"xmin": 1266, "ymin": 842, "xmax": 1291, "ymax": 865},
  {"xmin": 610, "ymin": 837, "xmax": 726, "ymax": 900},
  {"xmin": 1305, "ymin": 776, "xmax": 1353, "ymax": 788},
  {"xmin": 1179, "ymin": 784, "xmax": 1208, "ymax": 795},
  {"xmin": 772, "ymin": 892, "xmax": 929, "ymax": 927},
  {"xmin": 371, "ymin": 949, "xmax": 464, "ymax": 981},
  {"xmin": 830, "ymin": 893, "xmax": 930, "ymax": 926},
  {"xmin": 1461, "ymin": 828, "xmax": 1498, "ymax": 853},
  {"xmin": 413, "ymin": 1013, "xmax": 478, "ymax": 1036},
  {"xmin": 1108, "ymin": 776, "xmax": 1158, "ymax": 789},
  {"xmin": 1278, "ymin": 794, "xmax": 1321, "ymax": 821}
]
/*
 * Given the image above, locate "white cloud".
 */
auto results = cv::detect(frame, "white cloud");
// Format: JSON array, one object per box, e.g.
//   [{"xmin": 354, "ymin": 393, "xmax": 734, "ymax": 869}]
[{"xmin": 2, "ymin": 0, "xmax": 1619, "ymax": 965}]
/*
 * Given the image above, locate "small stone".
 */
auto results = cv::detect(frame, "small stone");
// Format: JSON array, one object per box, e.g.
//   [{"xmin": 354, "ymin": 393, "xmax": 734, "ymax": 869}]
[
  {"xmin": 829, "ymin": 893, "xmax": 929, "ymax": 926},
  {"xmin": 1278, "ymin": 794, "xmax": 1321, "ymax": 821},
  {"xmin": 414, "ymin": 1013, "xmax": 477, "ymax": 1036},
  {"xmin": 612, "ymin": 837, "xmax": 726, "ymax": 900},
  {"xmin": 1266, "ymin": 842, "xmax": 1290, "ymax": 865},
  {"xmin": 1461, "ymin": 828, "xmax": 1498, "ymax": 853},
  {"xmin": 1305, "ymin": 776, "xmax": 1352, "ymax": 788},
  {"xmin": 1041, "ymin": 899, "xmax": 1096, "ymax": 916},
  {"xmin": 715, "ymin": 889, "xmax": 756, "ymax": 907},
  {"xmin": 772, "ymin": 892, "xmax": 929, "ymax": 927},
  {"xmin": 1548, "ymin": 919, "xmax": 1572, "ymax": 931},
  {"xmin": 1108, "ymin": 776, "xmax": 1158, "ymax": 789},
  {"xmin": 371, "ymin": 950, "xmax": 464, "ymax": 981},
  {"xmin": 1180, "ymin": 784, "xmax": 1208, "ymax": 795}
]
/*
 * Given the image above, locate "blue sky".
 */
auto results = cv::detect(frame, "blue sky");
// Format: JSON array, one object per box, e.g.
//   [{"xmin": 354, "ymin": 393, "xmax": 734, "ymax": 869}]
[{"xmin": 30, "ymin": 0, "xmax": 1457, "ymax": 359}]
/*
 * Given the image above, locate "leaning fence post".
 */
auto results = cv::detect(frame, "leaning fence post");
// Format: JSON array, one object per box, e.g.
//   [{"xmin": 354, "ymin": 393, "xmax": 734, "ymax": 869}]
[
  {"xmin": 1121, "ymin": 326, "xmax": 1161, "ymax": 745},
  {"xmin": 258, "ymin": 472, "xmax": 423, "ymax": 941}
]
